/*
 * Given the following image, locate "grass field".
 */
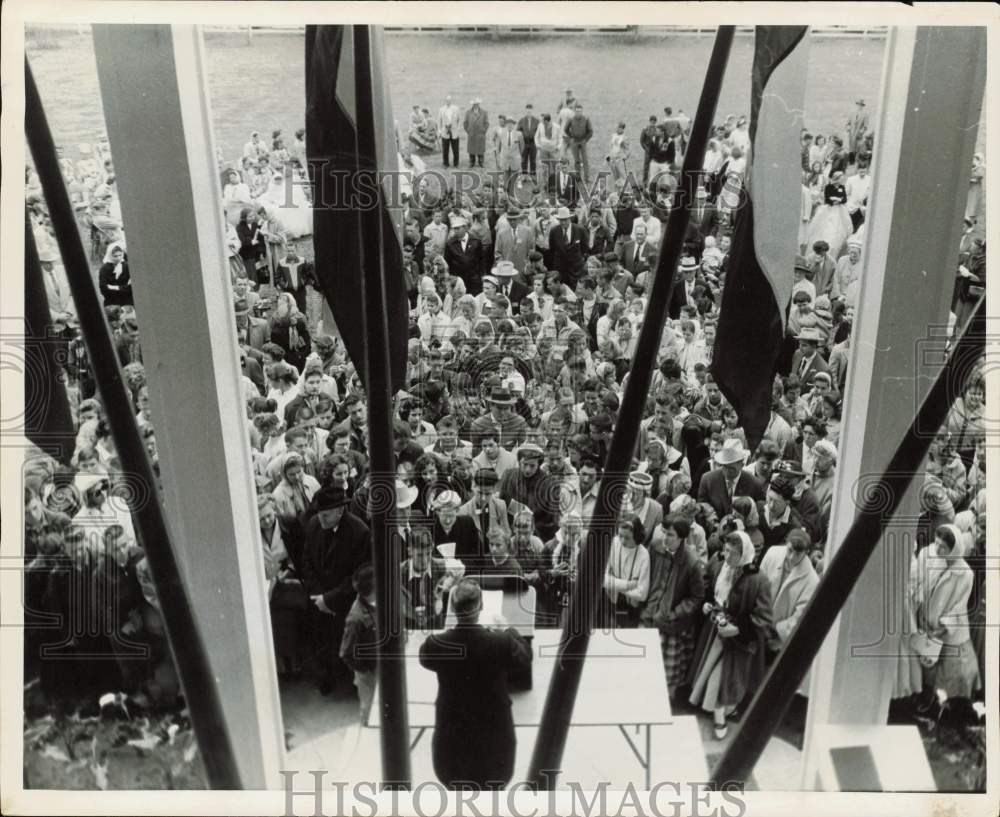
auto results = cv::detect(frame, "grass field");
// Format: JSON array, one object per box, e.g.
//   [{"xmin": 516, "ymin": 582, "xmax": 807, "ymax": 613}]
[{"xmin": 28, "ymin": 28, "xmax": 893, "ymax": 175}]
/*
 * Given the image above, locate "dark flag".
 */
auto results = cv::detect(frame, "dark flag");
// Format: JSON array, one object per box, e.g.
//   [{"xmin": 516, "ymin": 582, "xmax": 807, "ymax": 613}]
[
  {"xmin": 305, "ymin": 25, "xmax": 409, "ymax": 391},
  {"xmin": 711, "ymin": 26, "xmax": 810, "ymax": 448},
  {"xmin": 24, "ymin": 222, "xmax": 76, "ymax": 464}
]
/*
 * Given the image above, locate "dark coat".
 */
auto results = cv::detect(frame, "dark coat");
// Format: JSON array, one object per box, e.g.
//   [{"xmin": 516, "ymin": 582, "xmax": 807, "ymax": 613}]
[
  {"xmin": 432, "ymin": 515, "xmax": 483, "ymax": 566},
  {"xmin": 419, "ymin": 623, "xmax": 532, "ymax": 788},
  {"xmin": 688, "ymin": 558, "xmax": 775, "ymax": 707},
  {"xmin": 639, "ymin": 543, "xmax": 705, "ymax": 635},
  {"xmin": 444, "ymin": 235, "xmax": 488, "ymax": 295},
  {"xmin": 697, "ymin": 468, "xmax": 766, "ymax": 518},
  {"xmin": 548, "ymin": 169, "xmax": 581, "ymax": 207},
  {"xmin": 270, "ymin": 315, "xmax": 311, "ymax": 372},
  {"xmin": 754, "ymin": 502, "xmax": 806, "ymax": 564},
  {"xmin": 498, "ymin": 467, "xmax": 562, "ymax": 541},
  {"xmin": 99, "ymin": 259, "xmax": 133, "ymax": 307},
  {"xmin": 617, "ymin": 239, "xmax": 657, "ymax": 275},
  {"xmin": 548, "ymin": 222, "xmax": 587, "ymax": 284},
  {"xmin": 789, "ymin": 350, "xmax": 831, "ymax": 392},
  {"xmin": 298, "ymin": 511, "xmax": 371, "ymax": 611}
]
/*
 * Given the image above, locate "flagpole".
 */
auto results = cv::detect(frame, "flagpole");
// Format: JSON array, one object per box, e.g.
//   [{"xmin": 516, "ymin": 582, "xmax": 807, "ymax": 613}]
[
  {"xmin": 524, "ymin": 26, "xmax": 735, "ymax": 790},
  {"xmin": 352, "ymin": 25, "xmax": 412, "ymax": 789},
  {"xmin": 24, "ymin": 60, "xmax": 243, "ymax": 789},
  {"xmin": 709, "ymin": 296, "xmax": 986, "ymax": 788}
]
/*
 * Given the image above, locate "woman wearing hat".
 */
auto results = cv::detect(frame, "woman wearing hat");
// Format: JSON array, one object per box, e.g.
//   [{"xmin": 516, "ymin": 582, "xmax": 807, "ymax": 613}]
[
  {"xmin": 805, "ymin": 166, "xmax": 852, "ymax": 261},
  {"xmin": 688, "ymin": 531, "xmax": 774, "ymax": 739},
  {"xmin": 756, "ymin": 473, "xmax": 805, "ymax": 564}
]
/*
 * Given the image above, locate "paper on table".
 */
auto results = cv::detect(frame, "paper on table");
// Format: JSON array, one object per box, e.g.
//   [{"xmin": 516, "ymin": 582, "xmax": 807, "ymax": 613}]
[
  {"xmin": 437, "ymin": 542, "xmax": 456, "ymax": 560},
  {"xmin": 481, "ymin": 590, "xmax": 504, "ymax": 621}
]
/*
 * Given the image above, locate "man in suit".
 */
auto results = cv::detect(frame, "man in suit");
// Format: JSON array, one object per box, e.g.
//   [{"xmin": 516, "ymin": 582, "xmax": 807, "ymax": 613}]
[
  {"xmin": 617, "ymin": 223, "xmax": 657, "ymax": 275},
  {"xmin": 806, "ymin": 240, "xmax": 837, "ymax": 299},
  {"xmin": 459, "ymin": 467, "xmax": 511, "ymax": 550},
  {"xmin": 494, "ymin": 209, "xmax": 533, "ymax": 277},
  {"xmin": 846, "ymin": 98, "xmax": 870, "ymax": 164},
  {"xmin": 444, "ymin": 215, "xmax": 488, "ymax": 295},
  {"xmin": 498, "ymin": 118, "xmax": 524, "ymax": 188},
  {"xmin": 688, "ymin": 185, "xmax": 722, "ymax": 245},
  {"xmin": 668, "ymin": 256, "xmax": 711, "ymax": 319},
  {"xmin": 493, "ymin": 260, "xmax": 530, "ymax": 312},
  {"xmin": 548, "ymin": 206, "xmax": 586, "ymax": 286},
  {"xmin": 582, "ymin": 208, "xmax": 612, "ymax": 258},
  {"xmin": 697, "ymin": 438, "xmax": 766, "ymax": 518},
  {"xmin": 419, "ymin": 578, "xmax": 532, "ymax": 789},
  {"xmin": 400, "ymin": 527, "xmax": 461, "ymax": 630},
  {"xmin": 516, "ymin": 103, "xmax": 540, "ymax": 179},
  {"xmin": 548, "ymin": 158, "xmax": 580, "ymax": 207},
  {"xmin": 234, "ymin": 297, "xmax": 269, "ymax": 351},
  {"xmin": 298, "ymin": 485, "xmax": 372, "ymax": 696},
  {"xmin": 639, "ymin": 115, "xmax": 660, "ymax": 185},
  {"xmin": 789, "ymin": 327, "xmax": 831, "ymax": 393}
]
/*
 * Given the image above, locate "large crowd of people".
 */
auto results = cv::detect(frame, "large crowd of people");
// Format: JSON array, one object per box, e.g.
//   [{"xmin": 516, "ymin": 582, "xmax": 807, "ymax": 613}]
[{"xmin": 24, "ymin": 84, "xmax": 986, "ymax": 740}]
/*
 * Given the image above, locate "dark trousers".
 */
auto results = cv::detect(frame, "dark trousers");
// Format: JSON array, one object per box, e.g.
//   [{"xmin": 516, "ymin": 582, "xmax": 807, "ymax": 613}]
[
  {"xmin": 521, "ymin": 142, "xmax": 537, "ymax": 175},
  {"xmin": 642, "ymin": 152, "xmax": 652, "ymax": 184},
  {"xmin": 442, "ymin": 137, "xmax": 459, "ymax": 167},
  {"xmin": 849, "ymin": 208, "xmax": 865, "ymax": 233},
  {"xmin": 469, "ymin": 154, "xmax": 484, "ymax": 167}
]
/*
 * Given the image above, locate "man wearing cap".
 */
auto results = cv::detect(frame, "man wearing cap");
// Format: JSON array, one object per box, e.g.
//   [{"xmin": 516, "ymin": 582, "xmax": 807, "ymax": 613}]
[
  {"xmin": 515, "ymin": 103, "xmax": 540, "ymax": 178},
  {"xmin": 549, "ymin": 206, "xmax": 586, "ymax": 285},
  {"xmin": 38, "ymin": 246, "xmax": 78, "ymax": 336},
  {"xmin": 846, "ymin": 99, "xmax": 869, "ymax": 164},
  {"xmin": 419, "ymin": 577, "xmax": 532, "ymax": 789},
  {"xmin": 495, "ymin": 443, "xmax": 559, "ymax": 540},
  {"xmin": 697, "ymin": 438, "xmax": 766, "ymax": 518},
  {"xmin": 298, "ymin": 484, "xmax": 371, "ymax": 696},
  {"xmin": 234, "ymin": 295, "xmax": 269, "ymax": 352},
  {"xmin": 621, "ymin": 471, "xmax": 663, "ymax": 546},
  {"xmin": 790, "ymin": 328, "xmax": 830, "ymax": 392},
  {"xmin": 444, "ymin": 215, "xmax": 488, "ymax": 295}
]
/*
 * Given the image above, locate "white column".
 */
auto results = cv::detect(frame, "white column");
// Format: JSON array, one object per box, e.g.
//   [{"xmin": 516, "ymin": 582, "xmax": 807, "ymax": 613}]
[
  {"xmin": 92, "ymin": 24, "xmax": 284, "ymax": 788},
  {"xmin": 801, "ymin": 25, "xmax": 987, "ymax": 787}
]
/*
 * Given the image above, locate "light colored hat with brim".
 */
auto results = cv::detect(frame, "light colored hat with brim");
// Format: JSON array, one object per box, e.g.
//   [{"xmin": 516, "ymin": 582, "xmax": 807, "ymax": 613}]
[
  {"xmin": 395, "ymin": 479, "xmax": 419, "ymax": 509},
  {"xmin": 74, "ymin": 472, "xmax": 107, "ymax": 495},
  {"xmin": 679, "ymin": 256, "xmax": 699, "ymax": 272},
  {"xmin": 482, "ymin": 275, "xmax": 500, "ymax": 288},
  {"xmin": 714, "ymin": 438, "xmax": 750, "ymax": 465},
  {"xmin": 37, "ymin": 246, "xmax": 58, "ymax": 264},
  {"xmin": 431, "ymin": 489, "xmax": 462, "ymax": 511},
  {"xmin": 796, "ymin": 327, "xmax": 824, "ymax": 343},
  {"xmin": 555, "ymin": 207, "xmax": 573, "ymax": 220},
  {"xmin": 450, "ymin": 216, "xmax": 469, "ymax": 228},
  {"xmin": 494, "ymin": 261, "xmax": 517, "ymax": 277},
  {"xmin": 846, "ymin": 236, "xmax": 863, "ymax": 249},
  {"xmin": 628, "ymin": 470, "xmax": 654, "ymax": 492}
]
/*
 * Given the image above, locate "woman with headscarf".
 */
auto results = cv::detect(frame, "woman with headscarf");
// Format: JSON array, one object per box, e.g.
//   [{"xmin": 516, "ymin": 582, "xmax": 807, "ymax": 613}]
[
  {"xmin": 805, "ymin": 170, "xmax": 852, "ymax": 260},
  {"xmin": 98, "ymin": 241, "xmax": 133, "ymax": 307},
  {"xmin": 270, "ymin": 292, "xmax": 312, "ymax": 372},
  {"xmin": 906, "ymin": 524, "xmax": 980, "ymax": 706},
  {"xmin": 688, "ymin": 531, "xmax": 774, "ymax": 739}
]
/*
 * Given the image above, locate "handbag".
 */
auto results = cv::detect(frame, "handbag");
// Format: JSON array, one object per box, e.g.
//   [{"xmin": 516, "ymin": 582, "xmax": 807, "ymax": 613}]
[{"xmin": 271, "ymin": 577, "xmax": 309, "ymax": 611}]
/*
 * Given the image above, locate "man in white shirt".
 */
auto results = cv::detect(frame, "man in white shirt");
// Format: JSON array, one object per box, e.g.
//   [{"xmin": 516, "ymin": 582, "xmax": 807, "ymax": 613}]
[
  {"xmin": 243, "ymin": 131, "xmax": 266, "ymax": 161},
  {"xmin": 535, "ymin": 113, "xmax": 562, "ymax": 191},
  {"xmin": 630, "ymin": 204, "xmax": 662, "ymax": 249},
  {"xmin": 845, "ymin": 163, "xmax": 871, "ymax": 233},
  {"xmin": 729, "ymin": 115, "xmax": 751, "ymax": 156},
  {"xmin": 422, "ymin": 210, "xmax": 449, "ymax": 259},
  {"xmin": 438, "ymin": 95, "xmax": 462, "ymax": 168}
]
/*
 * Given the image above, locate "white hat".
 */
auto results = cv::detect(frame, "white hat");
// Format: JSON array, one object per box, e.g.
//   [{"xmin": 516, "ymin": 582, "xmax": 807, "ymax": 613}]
[
  {"xmin": 679, "ymin": 256, "xmax": 699, "ymax": 272},
  {"xmin": 494, "ymin": 261, "xmax": 517, "ymax": 277},
  {"xmin": 813, "ymin": 440, "xmax": 838, "ymax": 461},
  {"xmin": 431, "ymin": 490, "xmax": 462, "ymax": 510},
  {"xmin": 482, "ymin": 275, "xmax": 500, "ymax": 288},
  {"xmin": 714, "ymin": 438, "xmax": 749, "ymax": 465},
  {"xmin": 555, "ymin": 207, "xmax": 573, "ymax": 220},
  {"xmin": 37, "ymin": 246, "xmax": 58, "ymax": 264},
  {"xmin": 395, "ymin": 479, "xmax": 418, "ymax": 509},
  {"xmin": 847, "ymin": 236, "xmax": 863, "ymax": 249},
  {"xmin": 796, "ymin": 327, "xmax": 824, "ymax": 343},
  {"xmin": 450, "ymin": 216, "xmax": 468, "ymax": 228}
]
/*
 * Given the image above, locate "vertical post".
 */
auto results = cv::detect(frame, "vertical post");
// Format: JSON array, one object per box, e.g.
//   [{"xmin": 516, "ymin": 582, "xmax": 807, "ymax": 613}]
[
  {"xmin": 352, "ymin": 25, "xmax": 412, "ymax": 789},
  {"xmin": 92, "ymin": 24, "xmax": 285, "ymax": 788},
  {"xmin": 801, "ymin": 25, "xmax": 986, "ymax": 787}
]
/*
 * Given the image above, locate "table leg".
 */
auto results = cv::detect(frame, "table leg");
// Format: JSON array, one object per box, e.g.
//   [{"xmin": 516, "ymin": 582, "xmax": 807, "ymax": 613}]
[
  {"xmin": 617, "ymin": 724, "xmax": 652, "ymax": 788},
  {"xmin": 409, "ymin": 727, "xmax": 427, "ymax": 751}
]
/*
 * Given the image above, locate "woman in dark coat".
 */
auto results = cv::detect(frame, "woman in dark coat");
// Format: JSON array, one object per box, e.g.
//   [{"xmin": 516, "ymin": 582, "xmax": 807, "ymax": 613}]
[
  {"xmin": 688, "ymin": 531, "xmax": 775, "ymax": 739},
  {"xmin": 755, "ymin": 474, "xmax": 805, "ymax": 565},
  {"xmin": 98, "ymin": 241, "xmax": 133, "ymax": 307},
  {"xmin": 236, "ymin": 207, "xmax": 266, "ymax": 284},
  {"xmin": 641, "ymin": 514, "xmax": 705, "ymax": 698}
]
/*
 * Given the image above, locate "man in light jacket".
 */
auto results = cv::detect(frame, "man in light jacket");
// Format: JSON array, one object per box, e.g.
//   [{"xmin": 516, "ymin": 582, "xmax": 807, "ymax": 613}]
[
  {"xmin": 535, "ymin": 113, "xmax": 562, "ymax": 191},
  {"xmin": 438, "ymin": 95, "xmax": 462, "ymax": 168}
]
